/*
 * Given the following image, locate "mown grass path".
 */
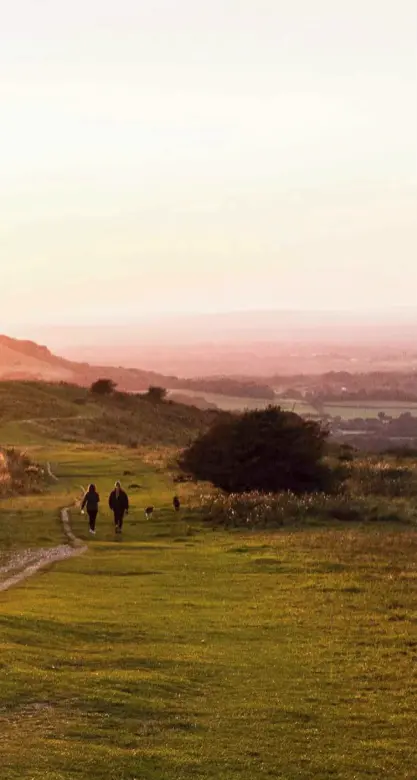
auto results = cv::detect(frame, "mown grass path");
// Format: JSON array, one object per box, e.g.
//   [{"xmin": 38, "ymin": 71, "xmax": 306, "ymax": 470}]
[{"xmin": 1, "ymin": 444, "xmax": 417, "ymax": 779}]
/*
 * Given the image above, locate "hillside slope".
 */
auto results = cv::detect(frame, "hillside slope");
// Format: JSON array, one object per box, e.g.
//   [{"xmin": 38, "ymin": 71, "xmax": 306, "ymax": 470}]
[
  {"xmin": 0, "ymin": 381, "xmax": 228, "ymax": 448},
  {"xmin": 0, "ymin": 335, "xmax": 175, "ymax": 391}
]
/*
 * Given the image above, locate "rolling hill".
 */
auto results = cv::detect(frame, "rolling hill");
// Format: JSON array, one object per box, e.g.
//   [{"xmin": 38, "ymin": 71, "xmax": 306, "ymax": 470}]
[
  {"xmin": 0, "ymin": 335, "xmax": 277, "ymax": 403},
  {"xmin": 0, "ymin": 334, "xmax": 175, "ymax": 391},
  {"xmin": 0, "ymin": 380, "xmax": 228, "ymax": 449}
]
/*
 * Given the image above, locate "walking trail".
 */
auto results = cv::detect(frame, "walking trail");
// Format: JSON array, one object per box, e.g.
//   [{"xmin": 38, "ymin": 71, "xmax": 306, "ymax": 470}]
[{"xmin": 0, "ymin": 463, "xmax": 86, "ymax": 593}]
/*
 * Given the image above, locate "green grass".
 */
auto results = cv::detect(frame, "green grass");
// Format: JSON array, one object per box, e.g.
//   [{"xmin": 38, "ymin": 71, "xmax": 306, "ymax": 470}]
[
  {"xmin": 1, "ymin": 432, "xmax": 417, "ymax": 778},
  {"xmin": 0, "ymin": 381, "xmax": 226, "ymax": 449},
  {"xmin": 0, "ymin": 380, "xmax": 101, "ymax": 421}
]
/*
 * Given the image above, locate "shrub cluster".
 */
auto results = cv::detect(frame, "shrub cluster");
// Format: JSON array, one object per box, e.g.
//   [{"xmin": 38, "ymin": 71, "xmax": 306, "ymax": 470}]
[
  {"xmin": 180, "ymin": 406, "xmax": 335, "ymax": 494},
  {"xmin": 0, "ymin": 448, "xmax": 46, "ymax": 497}
]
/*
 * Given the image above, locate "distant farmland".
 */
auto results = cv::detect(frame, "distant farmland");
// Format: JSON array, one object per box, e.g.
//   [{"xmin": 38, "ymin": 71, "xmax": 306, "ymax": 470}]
[
  {"xmin": 168, "ymin": 388, "xmax": 276, "ymax": 411},
  {"xmin": 169, "ymin": 389, "xmax": 316, "ymax": 414},
  {"xmin": 322, "ymin": 401, "xmax": 417, "ymax": 420},
  {"xmin": 170, "ymin": 389, "xmax": 417, "ymax": 420}
]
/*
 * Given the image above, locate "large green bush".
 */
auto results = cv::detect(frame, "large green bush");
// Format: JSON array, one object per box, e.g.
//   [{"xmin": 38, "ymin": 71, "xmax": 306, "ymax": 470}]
[{"xmin": 180, "ymin": 406, "xmax": 334, "ymax": 494}]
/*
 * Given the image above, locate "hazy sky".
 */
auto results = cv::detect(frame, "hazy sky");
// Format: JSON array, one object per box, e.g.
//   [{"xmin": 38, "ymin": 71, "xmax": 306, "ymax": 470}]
[{"xmin": 1, "ymin": 0, "xmax": 416, "ymax": 332}]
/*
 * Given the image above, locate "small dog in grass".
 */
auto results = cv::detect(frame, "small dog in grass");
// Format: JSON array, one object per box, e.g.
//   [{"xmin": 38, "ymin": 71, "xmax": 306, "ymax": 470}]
[{"xmin": 145, "ymin": 506, "xmax": 154, "ymax": 520}]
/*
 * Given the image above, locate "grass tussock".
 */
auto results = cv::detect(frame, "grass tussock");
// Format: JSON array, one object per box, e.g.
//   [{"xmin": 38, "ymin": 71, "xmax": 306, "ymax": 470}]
[{"xmin": 0, "ymin": 447, "xmax": 47, "ymax": 497}]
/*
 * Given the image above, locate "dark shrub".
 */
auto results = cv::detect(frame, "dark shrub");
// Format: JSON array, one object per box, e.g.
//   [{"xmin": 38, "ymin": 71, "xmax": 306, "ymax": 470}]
[
  {"xmin": 90, "ymin": 378, "xmax": 117, "ymax": 395},
  {"xmin": 180, "ymin": 406, "xmax": 336, "ymax": 494},
  {"xmin": 145, "ymin": 386, "xmax": 167, "ymax": 403}
]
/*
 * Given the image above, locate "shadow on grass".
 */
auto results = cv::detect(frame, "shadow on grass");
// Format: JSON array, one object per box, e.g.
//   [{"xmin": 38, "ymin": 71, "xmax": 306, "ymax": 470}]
[{"xmin": 0, "ymin": 614, "xmax": 149, "ymax": 646}]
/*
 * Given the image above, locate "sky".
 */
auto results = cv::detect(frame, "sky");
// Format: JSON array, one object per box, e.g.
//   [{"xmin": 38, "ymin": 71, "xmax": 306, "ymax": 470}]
[{"xmin": 1, "ymin": 0, "xmax": 416, "ymax": 335}]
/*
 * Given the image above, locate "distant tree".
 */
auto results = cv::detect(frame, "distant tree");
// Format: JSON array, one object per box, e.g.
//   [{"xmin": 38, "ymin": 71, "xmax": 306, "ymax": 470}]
[
  {"xmin": 90, "ymin": 378, "xmax": 117, "ymax": 396},
  {"xmin": 146, "ymin": 386, "xmax": 167, "ymax": 403},
  {"xmin": 180, "ymin": 406, "xmax": 335, "ymax": 494}
]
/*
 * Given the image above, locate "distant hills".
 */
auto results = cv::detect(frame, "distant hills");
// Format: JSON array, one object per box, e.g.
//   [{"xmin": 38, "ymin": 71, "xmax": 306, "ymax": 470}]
[
  {"xmin": 3, "ymin": 316, "xmax": 417, "ymax": 396},
  {"xmin": 0, "ymin": 334, "xmax": 175, "ymax": 391},
  {"xmin": 0, "ymin": 334, "xmax": 281, "ymax": 405},
  {"xmin": 25, "ymin": 308, "xmax": 417, "ymax": 378}
]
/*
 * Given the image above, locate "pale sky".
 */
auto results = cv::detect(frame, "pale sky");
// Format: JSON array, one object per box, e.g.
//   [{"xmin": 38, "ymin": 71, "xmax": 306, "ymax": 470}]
[{"xmin": 1, "ymin": 0, "xmax": 416, "ymax": 332}]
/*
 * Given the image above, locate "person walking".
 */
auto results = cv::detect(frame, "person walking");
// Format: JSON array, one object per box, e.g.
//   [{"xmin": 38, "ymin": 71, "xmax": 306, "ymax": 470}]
[
  {"xmin": 109, "ymin": 481, "xmax": 129, "ymax": 533},
  {"xmin": 81, "ymin": 484, "xmax": 100, "ymax": 535},
  {"xmin": 173, "ymin": 495, "xmax": 181, "ymax": 512}
]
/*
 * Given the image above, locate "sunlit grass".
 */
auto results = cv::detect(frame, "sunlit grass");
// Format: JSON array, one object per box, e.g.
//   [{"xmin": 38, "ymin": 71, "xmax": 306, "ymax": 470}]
[
  {"xmin": 1, "ymin": 509, "xmax": 416, "ymax": 779},
  {"xmin": 1, "ymin": 419, "xmax": 417, "ymax": 778}
]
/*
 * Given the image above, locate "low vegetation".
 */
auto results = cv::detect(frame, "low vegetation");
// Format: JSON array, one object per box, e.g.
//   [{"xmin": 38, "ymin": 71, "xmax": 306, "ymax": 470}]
[
  {"xmin": 0, "ymin": 380, "xmax": 97, "ymax": 421},
  {"xmin": 0, "ymin": 380, "xmax": 228, "ymax": 449},
  {"xmin": 196, "ymin": 451, "xmax": 417, "ymax": 530},
  {"xmin": 199, "ymin": 488, "xmax": 417, "ymax": 529},
  {"xmin": 0, "ymin": 447, "xmax": 46, "ymax": 498}
]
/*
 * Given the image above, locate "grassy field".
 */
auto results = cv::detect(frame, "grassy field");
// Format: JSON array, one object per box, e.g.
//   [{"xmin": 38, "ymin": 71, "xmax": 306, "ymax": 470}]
[
  {"xmin": 169, "ymin": 389, "xmax": 317, "ymax": 416},
  {"xmin": 323, "ymin": 401, "xmax": 417, "ymax": 420},
  {"xmin": 168, "ymin": 388, "xmax": 277, "ymax": 412},
  {"xmin": 169, "ymin": 389, "xmax": 417, "ymax": 421},
  {"xmin": 0, "ymin": 410, "xmax": 416, "ymax": 778}
]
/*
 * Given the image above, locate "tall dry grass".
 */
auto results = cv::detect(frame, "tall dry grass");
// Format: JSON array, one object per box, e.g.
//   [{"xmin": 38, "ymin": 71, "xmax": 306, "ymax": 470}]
[{"xmin": 196, "ymin": 455, "xmax": 417, "ymax": 528}]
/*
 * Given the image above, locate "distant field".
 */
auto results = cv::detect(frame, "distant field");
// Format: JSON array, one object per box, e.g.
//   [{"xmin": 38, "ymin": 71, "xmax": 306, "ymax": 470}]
[
  {"xmin": 169, "ymin": 389, "xmax": 317, "ymax": 415},
  {"xmin": 281, "ymin": 399, "xmax": 317, "ymax": 415},
  {"xmin": 323, "ymin": 401, "xmax": 417, "ymax": 420},
  {"xmin": 168, "ymin": 388, "xmax": 272, "ymax": 411},
  {"xmin": 172, "ymin": 390, "xmax": 417, "ymax": 420}
]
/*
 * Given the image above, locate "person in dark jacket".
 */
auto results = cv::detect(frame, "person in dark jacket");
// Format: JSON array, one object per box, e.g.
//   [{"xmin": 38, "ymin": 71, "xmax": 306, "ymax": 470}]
[
  {"xmin": 81, "ymin": 484, "xmax": 100, "ymax": 534},
  {"xmin": 173, "ymin": 496, "xmax": 181, "ymax": 512},
  {"xmin": 109, "ymin": 481, "xmax": 129, "ymax": 533}
]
